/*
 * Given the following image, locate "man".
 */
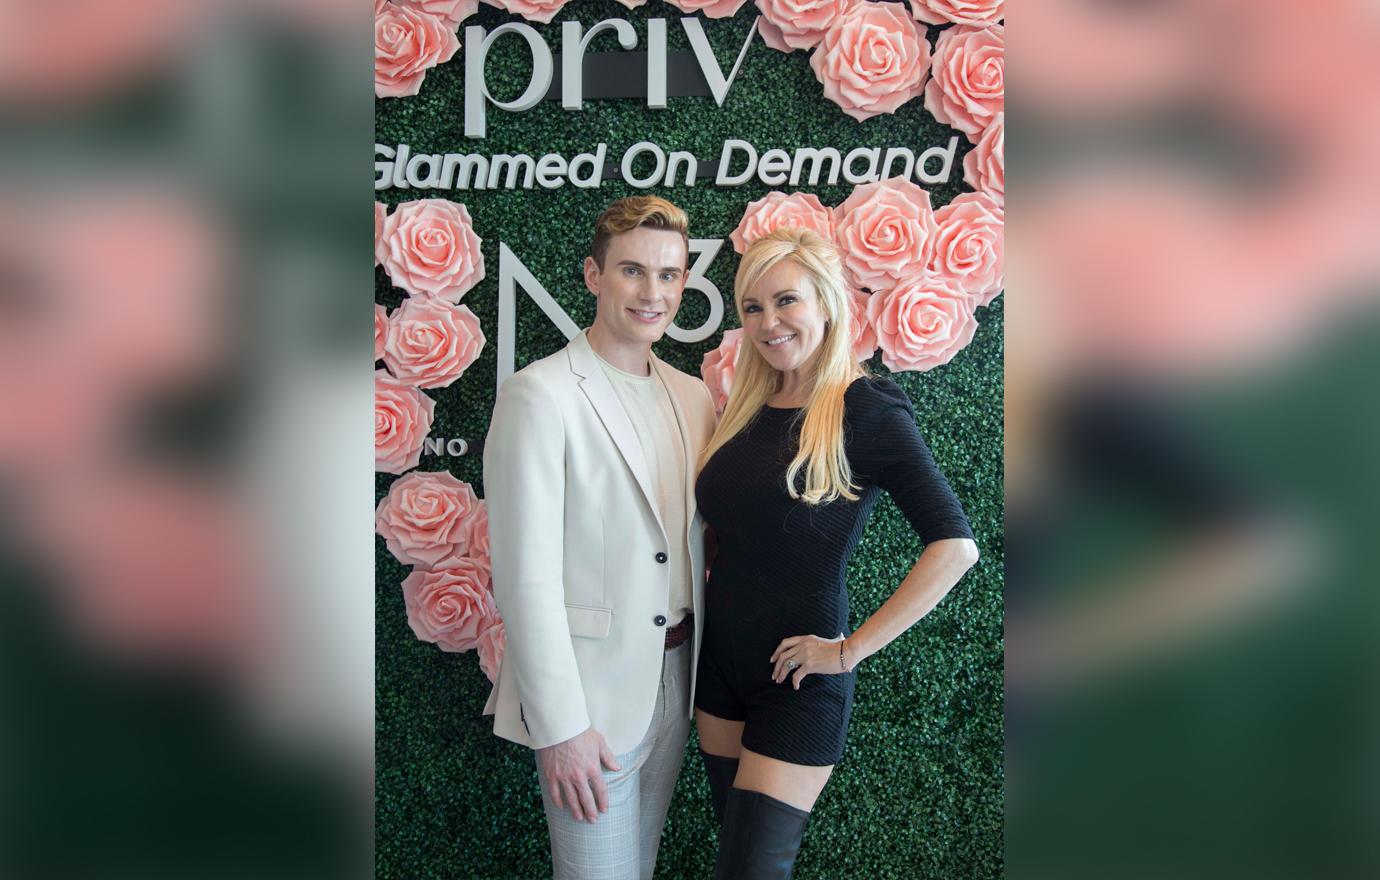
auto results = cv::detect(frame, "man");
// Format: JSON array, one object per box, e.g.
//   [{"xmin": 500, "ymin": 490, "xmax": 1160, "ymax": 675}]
[{"xmin": 482, "ymin": 196, "xmax": 717, "ymax": 880}]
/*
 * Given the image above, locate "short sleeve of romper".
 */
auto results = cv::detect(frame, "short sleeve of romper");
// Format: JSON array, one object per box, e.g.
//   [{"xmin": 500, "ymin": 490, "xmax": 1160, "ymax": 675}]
[{"xmin": 846, "ymin": 377, "xmax": 974, "ymax": 546}]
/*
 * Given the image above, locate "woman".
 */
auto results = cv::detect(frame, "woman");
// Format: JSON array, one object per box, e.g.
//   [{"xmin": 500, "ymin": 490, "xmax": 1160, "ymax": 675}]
[{"xmin": 693, "ymin": 228, "xmax": 980, "ymax": 879}]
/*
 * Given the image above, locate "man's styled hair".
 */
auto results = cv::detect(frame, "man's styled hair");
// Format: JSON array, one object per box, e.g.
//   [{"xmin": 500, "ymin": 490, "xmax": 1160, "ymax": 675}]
[{"xmin": 590, "ymin": 196, "xmax": 690, "ymax": 269}]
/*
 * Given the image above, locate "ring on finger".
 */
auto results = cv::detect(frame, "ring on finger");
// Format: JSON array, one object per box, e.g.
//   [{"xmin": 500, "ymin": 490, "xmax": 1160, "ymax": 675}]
[{"xmin": 786, "ymin": 659, "xmax": 800, "ymax": 670}]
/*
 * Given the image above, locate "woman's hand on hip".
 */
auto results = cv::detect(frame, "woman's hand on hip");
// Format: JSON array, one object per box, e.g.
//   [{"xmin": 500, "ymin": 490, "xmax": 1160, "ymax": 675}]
[{"xmin": 770, "ymin": 633, "xmax": 848, "ymax": 689}]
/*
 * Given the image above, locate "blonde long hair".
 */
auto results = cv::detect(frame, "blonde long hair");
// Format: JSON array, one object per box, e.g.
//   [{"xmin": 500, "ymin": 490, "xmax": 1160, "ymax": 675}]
[{"xmin": 700, "ymin": 228, "xmax": 864, "ymax": 505}]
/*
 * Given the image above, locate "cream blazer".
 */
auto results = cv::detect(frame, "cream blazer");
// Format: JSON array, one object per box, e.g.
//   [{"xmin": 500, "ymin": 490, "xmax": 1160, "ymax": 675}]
[{"xmin": 482, "ymin": 331, "xmax": 717, "ymax": 754}]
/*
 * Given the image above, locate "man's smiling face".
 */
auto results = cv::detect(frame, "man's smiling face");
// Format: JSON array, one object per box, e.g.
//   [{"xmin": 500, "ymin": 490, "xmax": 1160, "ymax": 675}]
[{"xmin": 584, "ymin": 226, "xmax": 688, "ymax": 349}]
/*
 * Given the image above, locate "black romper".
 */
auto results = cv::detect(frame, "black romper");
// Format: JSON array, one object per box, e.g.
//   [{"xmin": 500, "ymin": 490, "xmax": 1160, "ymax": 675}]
[{"xmin": 693, "ymin": 377, "xmax": 974, "ymax": 766}]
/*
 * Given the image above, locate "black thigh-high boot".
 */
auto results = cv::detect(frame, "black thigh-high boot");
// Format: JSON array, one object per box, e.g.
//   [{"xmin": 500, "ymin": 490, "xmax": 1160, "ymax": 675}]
[
  {"xmin": 713, "ymin": 787, "xmax": 810, "ymax": 880},
  {"xmin": 700, "ymin": 749, "xmax": 740, "ymax": 825}
]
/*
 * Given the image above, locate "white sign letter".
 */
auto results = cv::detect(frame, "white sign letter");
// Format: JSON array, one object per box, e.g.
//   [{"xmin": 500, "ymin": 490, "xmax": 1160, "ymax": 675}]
[
  {"xmin": 561, "ymin": 19, "xmax": 638, "ymax": 110},
  {"xmin": 665, "ymin": 239, "xmax": 725, "ymax": 344},
  {"xmin": 375, "ymin": 144, "xmax": 396, "ymax": 191},
  {"xmin": 465, "ymin": 23, "xmax": 554, "ymax": 139},
  {"xmin": 716, "ymin": 139, "xmax": 757, "ymax": 186},
  {"xmin": 497, "ymin": 243, "xmax": 581, "ymax": 390},
  {"xmin": 622, "ymin": 141, "xmax": 667, "ymax": 189},
  {"xmin": 916, "ymin": 136, "xmax": 959, "ymax": 185},
  {"xmin": 681, "ymin": 17, "xmax": 758, "ymax": 107}
]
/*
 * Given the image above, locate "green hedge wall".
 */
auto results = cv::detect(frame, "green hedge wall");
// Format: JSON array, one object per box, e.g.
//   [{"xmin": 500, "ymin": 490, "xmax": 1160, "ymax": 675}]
[{"xmin": 376, "ymin": 4, "xmax": 1003, "ymax": 877}]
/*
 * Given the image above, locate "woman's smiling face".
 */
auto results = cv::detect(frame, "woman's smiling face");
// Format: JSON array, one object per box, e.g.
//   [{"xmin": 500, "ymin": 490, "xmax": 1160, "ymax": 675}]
[{"xmin": 741, "ymin": 259, "xmax": 828, "ymax": 377}]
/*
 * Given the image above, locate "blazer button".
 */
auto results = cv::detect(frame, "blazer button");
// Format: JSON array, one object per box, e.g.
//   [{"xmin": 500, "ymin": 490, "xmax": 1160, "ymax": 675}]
[
  {"xmin": 654, "ymin": 615, "xmax": 667, "ymax": 627},
  {"xmin": 654, "ymin": 552, "xmax": 668, "ymax": 564}
]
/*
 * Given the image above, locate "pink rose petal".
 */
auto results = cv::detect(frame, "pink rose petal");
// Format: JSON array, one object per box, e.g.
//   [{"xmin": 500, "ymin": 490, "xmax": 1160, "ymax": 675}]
[
  {"xmin": 700, "ymin": 328, "xmax": 744, "ymax": 414},
  {"xmin": 834, "ymin": 178, "xmax": 939, "ymax": 291},
  {"xmin": 375, "ymin": 369, "xmax": 434, "ymax": 474},
  {"xmin": 729, "ymin": 192, "xmax": 837, "ymax": 256},
  {"xmin": 382, "ymin": 299, "xmax": 485, "ymax": 388},
  {"xmin": 866, "ymin": 277, "xmax": 978, "ymax": 372},
  {"xmin": 378, "ymin": 199, "xmax": 485, "ymax": 303},
  {"xmin": 924, "ymin": 23, "xmax": 1004, "ymax": 142},
  {"xmin": 401, "ymin": 561, "xmax": 497, "ymax": 652},
  {"xmin": 376, "ymin": 471, "xmax": 484, "ymax": 568}
]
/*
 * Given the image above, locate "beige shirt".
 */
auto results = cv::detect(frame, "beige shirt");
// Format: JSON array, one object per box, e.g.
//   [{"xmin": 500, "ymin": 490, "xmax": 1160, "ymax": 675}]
[{"xmin": 595, "ymin": 354, "xmax": 692, "ymax": 626}]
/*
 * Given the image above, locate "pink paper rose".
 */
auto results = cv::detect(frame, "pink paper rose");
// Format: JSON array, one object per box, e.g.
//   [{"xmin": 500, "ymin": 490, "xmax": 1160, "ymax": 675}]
[
  {"xmin": 930, "ymin": 192, "xmax": 1003, "ymax": 306},
  {"xmin": 755, "ymin": 0, "xmax": 859, "ymax": 53},
  {"xmin": 834, "ymin": 177, "xmax": 938, "ymax": 292},
  {"xmin": 847, "ymin": 288, "xmax": 879, "ymax": 361},
  {"xmin": 486, "ymin": 0, "xmax": 569, "ymax": 23},
  {"xmin": 392, "ymin": 0, "xmax": 478, "ymax": 26},
  {"xmin": 963, "ymin": 112, "xmax": 1003, "ymax": 203},
  {"xmin": 729, "ymin": 192, "xmax": 836, "ymax": 256},
  {"xmin": 382, "ymin": 299, "xmax": 485, "ymax": 388},
  {"xmin": 910, "ymin": 0, "xmax": 1004, "ymax": 28},
  {"xmin": 810, "ymin": 2, "xmax": 931, "ymax": 122},
  {"xmin": 476, "ymin": 621, "xmax": 505, "ymax": 684},
  {"xmin": 375, "ymin": 4, "xmax": 460, "ymax": 99},
  {"xmin": 377, "ymin": 199, "xmax": 485, "ymax": 303},
  {"xmin": 375, "ymin": 369, "xmax": 435, "ymax": 474},
  {"xmin": 924, "ymin": 24, "xmax": 1004, "ymax": 142},
  {"xmin": 665, "ymin": 0, "xmax": 748, "ymax": 18},
  {"xmin": 867, "ymin": 278, "xmax": 978, "ymax": 372},
  {"xmin": 375, "ymin": 304, "xmax": 388, "ymax": 362},
  {"xmin": 465, "ymin": 502, "xmax": 491, "ymax": 573},
  {"xmin": 401, "ymin": 561, "xmax": 497, "ymax": 652},
  {"xmin": 375, "ymin": 201, "xmax": 386, "ymax": 266},
  {"xmin": 700, "ymin": 328, "xmax": 743, "ymax": 414},
  {"xmin": 376, "ymin": 471, "xmax": 483, "ymax": 568}
]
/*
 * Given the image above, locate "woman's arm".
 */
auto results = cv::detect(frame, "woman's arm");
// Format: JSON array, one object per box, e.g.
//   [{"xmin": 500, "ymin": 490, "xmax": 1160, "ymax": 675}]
[
  {"xmin": 842, "ymin": 537, "xmax": 979, "ymax": 671},
  {"xmin": 771, "ymin": 537, "xmax": 978, "ymax": 685}
]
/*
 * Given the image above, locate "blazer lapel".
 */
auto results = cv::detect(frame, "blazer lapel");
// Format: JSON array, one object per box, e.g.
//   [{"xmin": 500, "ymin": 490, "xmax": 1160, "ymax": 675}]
[{"xmin": 568, "ymin": 332, "xmax": 666, "ymax": 538}]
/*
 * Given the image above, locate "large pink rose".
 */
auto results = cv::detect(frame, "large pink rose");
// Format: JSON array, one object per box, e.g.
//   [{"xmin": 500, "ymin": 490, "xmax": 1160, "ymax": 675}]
[
  {"xmin": 847, "ymin": 288, "xmax": 879, "ymax": 361},
  {"xmin": 930, "ymin": 192, "xmax": 1003, "ymax": 306},
  {"xmin": 910, "ymin": 0, "xmax": 1004, "ymax": 28},
  {"xmin": 834, "ymin": 178, "xmax": 938, "ymax": 292},
  {"xmin": 392, "ymin": 0, "xmax": 478, "ymax": 26},
  {"xmin": 963, "ymin": 112, "xmax": 1003, "ymax": 203},
  {"xmin": 375, "ymin": 4, "xmax": 460, "ymax": 99},
  {"xmin": 375, "ymin": 201, "xmax": 386, "ymax": 266},
  {"xmin": 755, "ymin": 0, "xmax": 859, "ymax": 53},
  {"xmin": 375, "ymin": 369, "xmax": 434, "ymax": 474},
  {"xmin": 465, "ymin": 502, "xmax": 491, "ymax": 573},
  {"xmin": 382, "ymin": 299, "xmax": 485, "ymax": 388},
  {"xmin": 924, "ymin": 24, "xmax": 1004, "ymax": 142},
  {"xmin": 700, "ymin": 328, "xmax": 743, "ymax": 414},
  {"xmin": 664, "ymin": 0, "xmax": 748, "ymax": 18},
  {"xmin": 376, "ymin": 471, "xmax": 483, "ymax": 568},
  {"xmin": 810, "ymin": 2, "xmax": 931, "ymax": 122},
  {"xmin": 377, "ymin": 199, "xmax": 485, "ymax": 303},
  {"xmin": 375, "ymin": 304, "xmax": 388, "ymax": 362},
  {"xmin": 476, "ymin": 621, "xmax": 505, "ymax": 684},
  {"xmin": 401, "ymin": 561, "xmax": 497, "ymax": 652},
  {"xmin": 486, "ymin": 0, "xmax": 569, "ymax": 23},
  {"xmin": 729, "ymin": 192, "xmax": 836, "ymax": 256},
  {"xmin": 867, "ymin": 278, "xmax": 978, "ymax": 372}
]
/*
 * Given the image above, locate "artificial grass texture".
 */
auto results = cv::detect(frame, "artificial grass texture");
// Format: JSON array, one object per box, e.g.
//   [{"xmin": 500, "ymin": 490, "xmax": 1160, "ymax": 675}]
[{"xmin": 376, "ymin": 4, "xmax": 1003, "ymax": 877}]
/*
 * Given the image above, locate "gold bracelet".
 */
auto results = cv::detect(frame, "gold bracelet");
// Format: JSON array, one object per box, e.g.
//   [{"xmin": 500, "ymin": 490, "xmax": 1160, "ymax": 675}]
[{"xmin": 839, "ymin": 640, "xmax": 849, "ymax": 673}]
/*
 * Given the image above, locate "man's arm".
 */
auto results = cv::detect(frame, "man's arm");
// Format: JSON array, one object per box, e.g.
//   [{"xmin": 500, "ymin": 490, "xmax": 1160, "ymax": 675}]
[{"xmin": 483, "ymin": 372, "xmax": 590, "ymax": 748}]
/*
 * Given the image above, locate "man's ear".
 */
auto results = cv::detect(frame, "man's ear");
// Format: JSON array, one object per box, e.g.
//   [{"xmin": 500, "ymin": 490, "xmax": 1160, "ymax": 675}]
[{"xmin": 582, "ymin": 256, "xmax": 601, "ymax": 297}]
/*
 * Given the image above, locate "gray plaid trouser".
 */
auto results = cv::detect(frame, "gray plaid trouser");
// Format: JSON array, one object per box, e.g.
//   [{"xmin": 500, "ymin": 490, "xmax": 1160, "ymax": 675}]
[{"xmin": 535, "ymin": 641, "xmax": 692, "ymax": 880}]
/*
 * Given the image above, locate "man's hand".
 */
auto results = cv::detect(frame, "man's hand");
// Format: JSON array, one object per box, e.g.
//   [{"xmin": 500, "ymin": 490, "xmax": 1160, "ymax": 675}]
[{"xmin": 536, "ymin": 727, "xmax": 622, "ymax": 823}]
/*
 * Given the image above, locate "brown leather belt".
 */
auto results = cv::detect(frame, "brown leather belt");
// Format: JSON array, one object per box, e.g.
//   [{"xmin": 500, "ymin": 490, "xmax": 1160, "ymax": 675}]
[{"xmin": 664, "ymin": 614, "xmax": 692, "ymax": 651}]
